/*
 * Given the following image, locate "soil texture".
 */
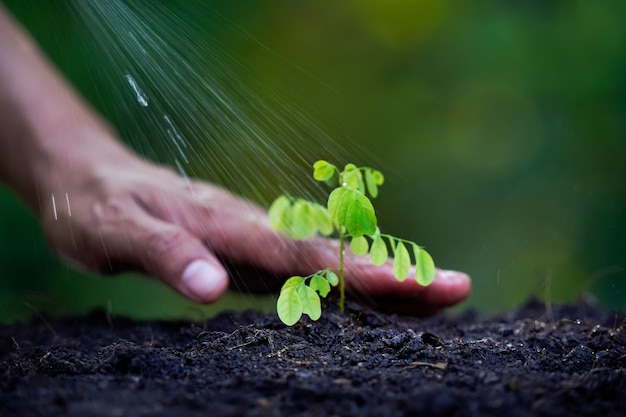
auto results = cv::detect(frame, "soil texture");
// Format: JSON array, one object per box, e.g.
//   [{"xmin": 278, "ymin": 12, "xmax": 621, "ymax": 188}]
[{"xmin": 1, "ymin": 298, "xmax": 625, "ymax": 417}]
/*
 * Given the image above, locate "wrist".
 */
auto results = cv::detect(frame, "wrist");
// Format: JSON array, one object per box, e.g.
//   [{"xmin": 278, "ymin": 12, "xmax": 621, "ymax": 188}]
[{"xmin": 0, "ymin": 5, "xmax": 138, "ymax": 213}]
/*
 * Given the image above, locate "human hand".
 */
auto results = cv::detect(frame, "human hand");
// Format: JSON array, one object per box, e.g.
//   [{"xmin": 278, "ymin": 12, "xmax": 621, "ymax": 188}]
[
  {"xmin": 1, "ymin": 5, "xmax": 469, "ymax": 316},
  {"xmin": 38, "ymin": 139, "xmax": 469, "ymax": 315}
]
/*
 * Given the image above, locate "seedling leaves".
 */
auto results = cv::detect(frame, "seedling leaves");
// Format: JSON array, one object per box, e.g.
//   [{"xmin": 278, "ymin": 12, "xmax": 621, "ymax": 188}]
[
  {"xmin": 269, "ymin": 197, "xmax": 333, "ymax": 239},
  {"xmin": 365, "ymin": 169, "xmax": 378, "ymax": 198},
  {"xmin": 271, "ymin": 161, "xmax": 435, "ymax": 326},
  {"xmin": 328, "ymin": 187, "xmax": 350, "ymax": 225},
  {"xmin": 312, "ymin": 204, "xmax": 334, "ymax": 236},
  {"xmin": 370, "ymin": 234, "xmax": 388, "ymax": 266},
  {"xmin": 290, "ymin": 200, "xmax": 317, "ymax": 239},
  {"xmin": 309, "ymin": 275, "xmax": 331, "ymax": 297},
  {"xmin": 372, "ymin": 170, "xmax": 384, "ymax": 186},
  {"xmin": 277, "ymin": 286, "xmax": 302, "ymax": 326},
  {"xmin": 313, "ymin": 160, "xmax": 335, "ymax": 182},
  {"xmin": 393, "ymin": 241, "xmax": 411, "ymax": 281},
  {"xmin": 298, "ymin": 285, "xmax": 322, "ymax": 321},
  {"xmin": 345, "ymin": 195, "xmax": 376, "ymax": 237},
  {"xmin": 268, "ymin": 195, "xmax": 292, "ymax": 234},
  {"xmin": 413, "ymin": 244, "xmax": 436, "ymax": 286},
  {"xmin": 329, "ymin": 187, "xmax": 376, "ymax": 237},
  {"xmin": 282, "ymin": 276, "xmax": 305, "ymax": 289},
  {"xmin": 342, "ymin": 163, "xmax": 364, "ymax": 192},
  {"xmin": 326, "ymin": 271, "xmax": 339, "ymax": 286},
  {"xmin": 350, "ymin": 236, "xmax": 369, "ymax": 256}
]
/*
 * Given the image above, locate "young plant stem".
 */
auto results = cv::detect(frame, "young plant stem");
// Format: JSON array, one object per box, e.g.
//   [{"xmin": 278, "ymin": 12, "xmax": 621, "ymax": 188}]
[{"xmin": 338, "ymin": 227, "xmax": 346, "ymax": 312}]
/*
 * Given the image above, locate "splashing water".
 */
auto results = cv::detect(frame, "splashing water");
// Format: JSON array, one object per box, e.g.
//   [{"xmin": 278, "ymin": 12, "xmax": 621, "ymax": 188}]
[{"xmin": 65, "ymin": 0, "xmax": 363, "ymax": 205}]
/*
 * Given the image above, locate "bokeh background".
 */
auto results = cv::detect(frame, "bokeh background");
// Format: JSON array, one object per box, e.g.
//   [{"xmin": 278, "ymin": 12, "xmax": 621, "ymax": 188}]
[{"xmin": 1, "ymin": 0, "xmax": 624, "ymax": 322}]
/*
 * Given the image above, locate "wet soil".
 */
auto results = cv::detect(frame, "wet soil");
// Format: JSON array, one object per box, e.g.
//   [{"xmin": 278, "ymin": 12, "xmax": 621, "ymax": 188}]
[{"xmin": 1, "ymin": 298, "xmax": 625, "ymax": 417}]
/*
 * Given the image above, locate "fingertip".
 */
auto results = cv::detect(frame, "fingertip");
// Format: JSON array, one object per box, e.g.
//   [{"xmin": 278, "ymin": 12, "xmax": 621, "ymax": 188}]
[
  {"xmin": 179, "ymin": 259, "xmax": 229, "ymax": 304},
  {"xmin": 426, "ymin": 268, "xmax": 472, "ymax": 306}
]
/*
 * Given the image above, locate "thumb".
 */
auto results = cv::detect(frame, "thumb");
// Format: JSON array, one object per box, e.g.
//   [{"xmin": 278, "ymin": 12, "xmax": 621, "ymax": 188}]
[{"xmin": 105, "ymin": 212, "xmax": 229, "ymax": 304}]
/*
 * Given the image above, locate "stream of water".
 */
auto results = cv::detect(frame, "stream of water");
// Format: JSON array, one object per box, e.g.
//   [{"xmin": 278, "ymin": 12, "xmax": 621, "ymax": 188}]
[{"xmin": 68, "ymin": 0, "xmax": 363, "ymax": 205}]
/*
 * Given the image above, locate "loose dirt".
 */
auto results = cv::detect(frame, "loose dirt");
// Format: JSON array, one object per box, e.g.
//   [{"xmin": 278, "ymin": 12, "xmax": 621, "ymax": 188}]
[{"xmin": 1, "ymin": 298, "xmax": 625, "ymax": 416}]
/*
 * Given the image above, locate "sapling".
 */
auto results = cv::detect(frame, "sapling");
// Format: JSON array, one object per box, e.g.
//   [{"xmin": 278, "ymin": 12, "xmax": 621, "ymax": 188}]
[{"xmin": 269, "ymin": 160, "xmax": 435, "ymax": 326}]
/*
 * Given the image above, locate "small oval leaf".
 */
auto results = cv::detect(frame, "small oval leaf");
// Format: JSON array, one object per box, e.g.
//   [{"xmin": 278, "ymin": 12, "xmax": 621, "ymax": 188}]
[
  {"xmin": 309, "ymin": 275, "xmax": 331, "ymax": 297},
  {"xmin": 414, "ymin": 246, "xmax": 436, "ymax": 286},
  {"xmin": 365, "ymin": 169, "xmax": 378, "ymax": 198},
  {"xmin": 298, "ymin": 285, "xmax": 322, "ymax": 321},
  {"xmin": 393, "ymin": 242, "xmax": 411, "ymax": 281},
  {"xmin": 327, "ymin": 187, "xmax": 355, "ymax": 226},
  {"xmin": 369, "ymin": 235, "xmax": 388, "ymax": 266},
  {"xmin": 290, "ymin": 200, "xmax": 317, "ymax": 239},
  {"xmin": 313, "ymin": 204, "xmax": 334, "ymax": 236},
  {"xmin": 356, "ymin": 172, "xmax": 366, "ymax": 195},
  {"xmin": 281, "ymin": 276, "xmax": 305, "ymax": 290},
  {"xmin": 350, "ymin": 236, "xmax": 369, "ymax": 256},
  {"xmin": 313, "ymin": 160, "xmax": 335, "ymax": 182},
  {"xmin": 268, "ymin": 195, "xmax": 292, "ymax": 234},
  {"xmin": 343, "ymin": 169, "xmax": 361, "ymax": 190},
  {"xmin": 345, "ymin": 194, "xmax": 377, "ymax": 237},
  {"xmin": 277, "ymin": 287, "xmax": 303, "ymax": 326},
  {"xmin": 326, "ymin": 271, "xmax": 339, "ymax": 286},
  {"xmin": 372, "ymin": 170, "xmax": 385, "ymax": 186}
]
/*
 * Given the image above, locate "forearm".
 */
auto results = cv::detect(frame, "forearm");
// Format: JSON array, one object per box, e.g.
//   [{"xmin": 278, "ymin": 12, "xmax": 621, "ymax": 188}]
[{"xmin": 0, "ymin": 5, "xmax": 132, "ymax": 212}]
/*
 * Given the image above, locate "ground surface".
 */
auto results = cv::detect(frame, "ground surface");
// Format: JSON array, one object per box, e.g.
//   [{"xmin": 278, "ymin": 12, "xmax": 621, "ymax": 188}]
[{"xmin": 1, "ymin": 298, "xmax": 625, "ymax": 417}]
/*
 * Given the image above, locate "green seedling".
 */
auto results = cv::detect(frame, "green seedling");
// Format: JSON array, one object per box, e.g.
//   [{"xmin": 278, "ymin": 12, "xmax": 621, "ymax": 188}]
[{"xmin": 269, "ymin": 160, "xmax": 436, "ymax": 326}]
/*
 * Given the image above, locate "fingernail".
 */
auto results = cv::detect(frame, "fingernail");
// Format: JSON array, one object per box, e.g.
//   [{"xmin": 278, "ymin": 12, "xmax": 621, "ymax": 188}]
[
  {"xmin": 181, "ymin": 260, "xmax": 225, "ymax": 302},
  {"xmin": 438, "ymin": 269, "xmax": 471, "ymax": 282}
]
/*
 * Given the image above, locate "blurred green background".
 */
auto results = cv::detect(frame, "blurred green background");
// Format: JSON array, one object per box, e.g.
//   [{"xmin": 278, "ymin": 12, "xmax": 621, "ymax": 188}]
[{"xmin": 1, "ymin": 0, "xmax": 624, "ymax": 322}]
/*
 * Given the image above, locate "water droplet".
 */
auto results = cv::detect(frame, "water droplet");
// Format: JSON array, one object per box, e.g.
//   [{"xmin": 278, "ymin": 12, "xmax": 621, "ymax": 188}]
[
  {"xmin": 51, "ymin": 193, "xmax": 58, "ymax": 221},
  {"xmin": 163, "ymin": 115, "xmax": 188, "ymax": 163},
  {"xmin": 65, "ymin": 193, "xmax": 72, "ymax": 217},
  {"xmin": 125, "ymin": 74, "xmax": 149, "ymax": 107}
]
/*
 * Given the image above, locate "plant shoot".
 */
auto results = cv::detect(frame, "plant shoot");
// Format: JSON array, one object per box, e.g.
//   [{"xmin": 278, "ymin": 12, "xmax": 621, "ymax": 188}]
[{"xmin": 269, "ymin": 161, "xmax": 435, "ymax": 326}]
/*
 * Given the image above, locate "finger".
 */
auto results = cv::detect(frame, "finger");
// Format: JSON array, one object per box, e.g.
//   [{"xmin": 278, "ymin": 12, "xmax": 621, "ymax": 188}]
[
  {"xmin": 155, "ymin": 188, "xmax": 320, "ymax": 274},
  {"xmin": 347, "ymin": 267, "xmax": 472, "ymax": 316},
  {"xmin": 97, "ymin": 204, "xmax": 229, "ymax": 304},
  {"xmin": 344, "ymin": 259, "xmax": 472, "ymax": 306},
  {"xmin": 252, "ymin": 235, "xmax": 472, "ymax": 310},
  {"xmin": 202, "ymin": 210, "xmax": 471, "ymax": 315},
  {"xmin": 295, "ymin": 243, "xmax": 471, "ymax": 315},
  {"xmin": 149, "ymin": 183, "xmax": 471, "ymax": 312}
]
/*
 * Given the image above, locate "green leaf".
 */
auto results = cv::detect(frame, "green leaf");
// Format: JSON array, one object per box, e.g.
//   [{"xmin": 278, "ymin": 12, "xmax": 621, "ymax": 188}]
[
  {"xmin": 269, "ymin": 197, "xmax": 332, "ymax": 239},
  {"xmin": 342, "ymin": 164, "xmax": 364, "ymax": 192},
  {"xmin": 350, "ymin": 236, "xmax": 369, "ymax": 256},
  {"xmin": 312, "ymin": 204, "xmax": 334, "ymax": 236},
  {"xmin": 372, "ymin": 170, "xmax": 385, "ymax": 186},
  {"xmin": 328, "ymin": 187, "xmax": 355, "ymax": 225},
  {"xmin": 344, "ymin": 193, "xmax": 377, "ymax": 237},
  {"xmin": 326, "ymin": 271, "xmax": 339, "ymax": 286},
  {"xmin": 393, "ymin": 241, "xmax": 411, "ymax": 281},
  {"xmin": 290, "ymin": 200, "xmax": 318, "ymax": 239},
  {"xmin": 281, "ymin": 276, "xmax": 305, "ymax": 290},
  {"xmin": 369, "ymin": 235, "xmax": 388, "ymax": 266},
  {"xmin": 309, "ymin": 275, "xmax": 331, "ymax": 297},
  {"xmin": 355, "ymin": 172, "xmax": 366, "ymax": 195},
  {"xmin": 268, "ymin": 195, "xmax": 292, "ymax": 234},
  {"xmin": 298, "ymin": 285, "xmax": 322, "ymax": 321},
  {"xmin": 413, "ymin": 245, "xmax": 436, "ymax": 286},
  {"xmin": 365, "ymin": 169, "xmax": 378, "ymax": 198},
  {"xmin": 313, "ymin": 160, "xmax": 335, "ymax": 182},
  {"xmin": 277, "ymin": 286, "xmax": 303, "ymax": 326}
]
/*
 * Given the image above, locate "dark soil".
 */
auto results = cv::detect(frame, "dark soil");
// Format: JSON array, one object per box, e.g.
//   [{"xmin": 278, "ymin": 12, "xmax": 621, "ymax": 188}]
[{"xmin": 1, "ymin": 298, "xmax": 625, "ymax": 417}]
